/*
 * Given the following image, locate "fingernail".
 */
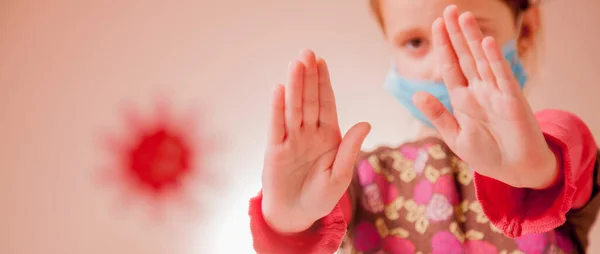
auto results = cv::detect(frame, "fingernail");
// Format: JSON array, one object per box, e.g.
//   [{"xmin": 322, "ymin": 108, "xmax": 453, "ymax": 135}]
[
  {"xmin": 445, "ymin": 4, "xmax": 456, "ymax": 14},
  {"xmin": 274, "ymin": 83, "xmax": 282, "ymax": 91}
]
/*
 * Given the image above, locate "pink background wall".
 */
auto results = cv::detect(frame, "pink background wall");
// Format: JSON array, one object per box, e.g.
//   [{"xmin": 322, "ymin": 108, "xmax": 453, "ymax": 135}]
[{"xmin": 1, "ymin": 0, "xmax": 598, "ymax": 253}]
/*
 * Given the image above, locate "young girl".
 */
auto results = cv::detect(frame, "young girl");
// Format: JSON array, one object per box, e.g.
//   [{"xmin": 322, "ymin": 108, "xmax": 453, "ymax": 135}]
[{"xmin": 249, "ymin": 0, "xmax": 600, "ymax": 253}]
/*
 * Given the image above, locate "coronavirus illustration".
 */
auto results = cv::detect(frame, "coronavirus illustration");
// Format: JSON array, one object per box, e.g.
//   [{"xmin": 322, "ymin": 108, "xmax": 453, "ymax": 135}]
[{"xmin": 98, "ymin": 97, "xmax": 215, "ymax": 219}]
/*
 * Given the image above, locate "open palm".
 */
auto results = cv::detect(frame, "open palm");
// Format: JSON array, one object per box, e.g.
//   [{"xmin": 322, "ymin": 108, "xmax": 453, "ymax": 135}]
[
  {"xmin": 415, "ymin": 6, "xmax": 556, "ymax": 188},
  {"xmin": 261, "ymin": 50, "xmax": 370, "ymax": 233}
]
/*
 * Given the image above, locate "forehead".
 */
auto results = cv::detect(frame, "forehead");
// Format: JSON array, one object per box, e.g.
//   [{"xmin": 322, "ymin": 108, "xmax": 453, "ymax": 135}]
[{"xmin": 379, "ymin": 0, "xmax": 514, "ymax": 34}]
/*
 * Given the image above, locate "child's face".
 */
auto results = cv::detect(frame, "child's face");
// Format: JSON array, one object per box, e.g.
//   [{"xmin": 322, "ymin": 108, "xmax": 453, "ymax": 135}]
[{"xmin": 380, "ymin": 0, "xmax": 525, "ymax": 81}]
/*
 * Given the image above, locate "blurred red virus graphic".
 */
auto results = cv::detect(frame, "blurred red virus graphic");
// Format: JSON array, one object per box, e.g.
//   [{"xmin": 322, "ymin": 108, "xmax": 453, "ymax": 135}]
[{"xmin": 98, "ymin": 98, "xmax": 214, "ymax": 218}]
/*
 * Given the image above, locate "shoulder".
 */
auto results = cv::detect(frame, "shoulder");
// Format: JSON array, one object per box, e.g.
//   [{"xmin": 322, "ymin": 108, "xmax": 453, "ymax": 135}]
[{"xmin": 534, "ymin": 108, "xmax": 586, "ymax": 125}]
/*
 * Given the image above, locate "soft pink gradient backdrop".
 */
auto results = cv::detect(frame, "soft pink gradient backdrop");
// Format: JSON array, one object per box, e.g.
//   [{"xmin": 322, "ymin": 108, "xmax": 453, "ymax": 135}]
[{"xmin": 0, "ymin": 0, "xmax": 598, "ymax": 253}]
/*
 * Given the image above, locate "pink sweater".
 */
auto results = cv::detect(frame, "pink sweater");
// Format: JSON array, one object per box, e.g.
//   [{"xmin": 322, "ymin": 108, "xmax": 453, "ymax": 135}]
[{"xmin": 249, "ymin": 109, "xmax": 598, "ymax": 254}]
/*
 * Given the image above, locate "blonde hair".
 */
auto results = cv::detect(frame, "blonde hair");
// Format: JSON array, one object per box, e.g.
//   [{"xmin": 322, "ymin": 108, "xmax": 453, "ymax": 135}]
[{"xmin": 368, "ymin": 0, "xmax": 532, "ymax": 30}]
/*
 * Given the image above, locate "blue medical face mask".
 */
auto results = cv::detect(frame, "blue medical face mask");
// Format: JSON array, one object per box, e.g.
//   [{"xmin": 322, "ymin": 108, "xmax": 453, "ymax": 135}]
[{"xmin": 384, "ymin": 39, "xmax": 528, "ymax": 128}]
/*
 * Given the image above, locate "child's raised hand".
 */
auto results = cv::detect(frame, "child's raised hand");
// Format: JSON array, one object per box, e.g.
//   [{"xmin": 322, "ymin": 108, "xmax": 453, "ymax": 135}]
[
  {"xmin": 415, "ymin": 5, "xmax": 557, "ymax": 189},
  {"xmin": 261, "ymin": 50, "xmax": 371, "ymax": 233}
]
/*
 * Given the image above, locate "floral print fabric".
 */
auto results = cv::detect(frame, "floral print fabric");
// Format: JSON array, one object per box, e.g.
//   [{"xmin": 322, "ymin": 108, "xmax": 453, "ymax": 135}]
[{"xmin": 346, "ymin": 137, "xmax": 575, "ymax": 254}]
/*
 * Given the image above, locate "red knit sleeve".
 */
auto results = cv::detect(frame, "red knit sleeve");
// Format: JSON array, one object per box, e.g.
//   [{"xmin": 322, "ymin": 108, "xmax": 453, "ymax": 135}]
[
  {"xmin": 473, "ymin": 109, "xmax": 597, "ymax": 238},
  {"xmin": 249, "ymin": 191, "xmax": 353, "ymax": 254}
]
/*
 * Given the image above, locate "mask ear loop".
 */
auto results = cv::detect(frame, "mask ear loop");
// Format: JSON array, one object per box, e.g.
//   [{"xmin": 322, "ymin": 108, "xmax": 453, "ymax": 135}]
[
  {"xmin": 515, "ymin": 12, "xmax": 525, "ymax": 40},
  {"xmin": 515, "ymin": 0, "xmax": 542, "ymax": 42},
  {"xmin": 513, "ymin": 9, "xmax": 532, "ymax": 94}
]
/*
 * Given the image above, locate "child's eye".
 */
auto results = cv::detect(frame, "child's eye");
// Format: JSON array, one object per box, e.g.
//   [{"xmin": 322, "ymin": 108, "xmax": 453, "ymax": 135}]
[
  {"xmin": 402, "ymin": 38, "xmax": 429, "ymax": 56},
  {"xmin": 405, "ymin": 38, "xmax": 424, "ymax": 49}
]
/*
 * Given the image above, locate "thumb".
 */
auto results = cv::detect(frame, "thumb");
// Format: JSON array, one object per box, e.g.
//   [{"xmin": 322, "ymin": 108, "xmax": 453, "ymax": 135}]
[
  {"xmin": 330, "ymin": 122, "xmax": 371, "ymax": 189},
  {"xmin": 413, "ymin": 91, "xmax": 459, "ymax": 146}
]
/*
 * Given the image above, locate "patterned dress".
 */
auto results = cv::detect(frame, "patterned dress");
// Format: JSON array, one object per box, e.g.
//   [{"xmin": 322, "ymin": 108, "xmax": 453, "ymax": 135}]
[
  {"xmin": 342, "ymin": 137, "xmax": 576, "ymax": 254},
  {"xmin": 249, "ymin": 110, "xmax": 600, "ymax": 254}
]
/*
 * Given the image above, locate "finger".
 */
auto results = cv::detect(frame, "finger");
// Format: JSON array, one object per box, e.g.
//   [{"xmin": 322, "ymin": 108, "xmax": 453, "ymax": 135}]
[
  {"xmin": 443, "ymin": 5, "xmax": 480, "ymax": 82},
  {"xmin": 300, "ymin": 49, "xmax": 320, "ymax": 127},
  {"xmin": 316, "ymin": 57, "xmax": 339, "ymax": 128},
  {"xmin": 432, "ymin": 17, "xmax": 467, "ymax": 90},
  {"xmin": 459, "ymin": 12, "xmax": 496, "ymax": 87},
  {"xmin": 330, "ymin": 122, "xmax": 371, "ymax": 187},
  {"xmin": 413, "ymin": 92, "xmax": 459, "ymax": 147},
  {"xmin": 482, "ymin": 37, "xmax": 521, "ymax": 95},
  {"xmin": 285, "ymin": 61, "xmax": 305, "ymax": 130},
  {"xmin": 268, "ymin": 84, "xmax": 286, "ymax": 144}
]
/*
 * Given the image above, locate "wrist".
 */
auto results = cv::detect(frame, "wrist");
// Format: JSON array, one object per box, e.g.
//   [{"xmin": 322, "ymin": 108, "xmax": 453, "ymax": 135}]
[
  {"xmin": 262, "ymin": 202, "xmax": 316, "ymax": 235},
  {"xmin": 523, "ymin": 147, "xmax": 561, "ymax": 190}
]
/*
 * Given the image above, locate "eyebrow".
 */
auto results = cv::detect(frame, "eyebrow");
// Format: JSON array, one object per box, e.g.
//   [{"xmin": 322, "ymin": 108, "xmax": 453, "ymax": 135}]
[
  {"xmin": 475, "ymin": 16, "xmax": 490, "ymax": 25},
  {"xmin": 391, "ymin": 27, "xmax": 423, "ymax": 45},
  {"xmin": 390, "ymin": 16, "xmax": 492, "ymax": 44},
  {"xmin": 474, "ymin": 16, "xmax": 495, "ymax": 34}
]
